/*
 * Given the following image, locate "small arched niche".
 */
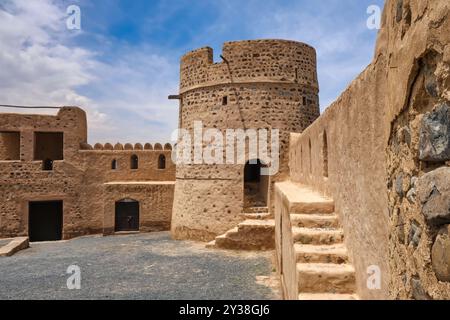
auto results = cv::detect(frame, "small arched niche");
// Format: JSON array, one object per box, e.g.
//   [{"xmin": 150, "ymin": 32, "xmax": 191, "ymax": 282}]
[
  {"xmin": 130, "ymin": 155, "xmax": 139, "ymax": 170},
  {"xmin": 158, "ymin": 154, "xmax": 166, "ymax": 169}
]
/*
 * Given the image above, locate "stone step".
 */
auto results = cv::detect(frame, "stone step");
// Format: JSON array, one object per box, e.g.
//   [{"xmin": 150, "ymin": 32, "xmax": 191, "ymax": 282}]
[
  {"xmin": 238, "ymin": 219, "xmax": 275, "ymax": 232},
  {"xmin": 275, "ymin": 181, "xmax": 334, "ymax": 214},
  {"xmin": 290, "ymin": 213, "xmax": 339, "ymax": 228},
  {"xmin": 292, "ymin": 227, "xmax": 344, "ymax": 245},
  {"xmin": 298, "ymin": 293, "xmax": 359, "ymax": 300},
  {"xmin": 242, "ymin": 212, "xmax": 272, "ymax": 220},
  {"xmin": 295, "ymin": 244, "xmax": 348, "ymax": 264},
  {"xmin": 297, "ymin": 263, "xmax": 356, "ymax": 294},
  {"xmin": 244, "ymin": 207, "xmax": 269, "ymax": 214},
  {"xmin": 223, "ymin": 227, "xmax": 239, "ymax": 237}
]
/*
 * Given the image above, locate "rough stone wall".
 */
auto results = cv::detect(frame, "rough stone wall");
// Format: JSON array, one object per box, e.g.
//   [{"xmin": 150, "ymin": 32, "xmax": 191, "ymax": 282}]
[
  {"xmin": 76, "ymin": 148, "xmax": 175, "ymax": 238},
  {"xmin": 172, "ymin": 40, "xmax": 320, "ymax": 241},
  {"xmin": 180, "ymin": 40, "xmax": 318, "ymax": 94},
  {"xmin": 286, "ymin": 0, "xmax": 449, "ymax": 299},
  {"xmin": 0, "ymin": 108, "xmax": 88, "ymax": 238},
  {"xmin": 0, "ymin": 107, "xmax": 175, "ymax": 239},
  {"xmin": 381, "ymin": 0, "xmax": 449, "ymax": 300},
  {"xmin": 387, "ymin": 51, "xmax": 450, "ymax": 298}
]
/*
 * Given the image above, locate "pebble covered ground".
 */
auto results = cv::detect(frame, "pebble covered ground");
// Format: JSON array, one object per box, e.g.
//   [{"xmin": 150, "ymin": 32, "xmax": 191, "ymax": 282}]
[{"xmin": 0, "ymin": 232, "xmax": 280, "ymax": 300}]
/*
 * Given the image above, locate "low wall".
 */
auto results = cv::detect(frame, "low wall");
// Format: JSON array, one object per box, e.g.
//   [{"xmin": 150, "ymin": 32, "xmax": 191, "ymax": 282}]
[
  {"xmin": 274, "ymin": 184, "xmax": 298, "ymax": 300},
  {"xmin": 289, "ymin": 57, "xmax": 390, "ymax": 299}
]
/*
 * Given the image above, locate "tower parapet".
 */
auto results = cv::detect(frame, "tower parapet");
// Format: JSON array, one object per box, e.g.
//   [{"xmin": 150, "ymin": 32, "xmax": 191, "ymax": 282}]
[{"xmin": 180, "ymin": 40, "xmax": 318, "ymax": 94}]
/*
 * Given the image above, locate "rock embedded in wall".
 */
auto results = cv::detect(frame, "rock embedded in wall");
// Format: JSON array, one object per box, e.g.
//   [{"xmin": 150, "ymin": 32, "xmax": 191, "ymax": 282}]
[
  {"xmin": 408, "ymin": 220, "xmax": 422, "ymax": 248},
  {"xmin": 399, "ymin": 126, "xmax": 412, "ymax": 148},
  {"xmin": 417, "ymin": 167, "xmax": 450, "ymax": 225},
  {"xmin": 395, "ymin": 174, "xmax": 405, "ymax": 198},
  {"xmin": 395, "ymin": 0, "xmax": 403, "ymax": 23},
  {"xmin": 395, "ymin": 173, "xmax": 411, "ymax": 199},
  {"xmin": 419, "ymin": 103, "xmax": 450, "ymax": 162},
  {"xmin": 406, "ymin": 176, "xmax": 417, "ymax": 203},
  {"xmin": 410, "ymin": 276, "xmax": 431, "ymax": 300},
  {"xmin": 432, "ymin": 225, "xmax": 450, "ymax": 282}
]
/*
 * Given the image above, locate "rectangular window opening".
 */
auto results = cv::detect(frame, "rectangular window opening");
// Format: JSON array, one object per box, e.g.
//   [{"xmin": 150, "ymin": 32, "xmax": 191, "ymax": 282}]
[
  {"xmin": 0, "ymin": 131, "xmax": 20, "ymax": 160},
  {"xmin": 34, "ymin": 132, "xmax": 63, "ymax": 160}
]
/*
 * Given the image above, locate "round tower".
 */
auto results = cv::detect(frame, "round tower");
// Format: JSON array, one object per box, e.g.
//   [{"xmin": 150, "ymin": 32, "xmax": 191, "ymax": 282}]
[{"xmin": 171, "ymin": 39, "xmax": 320, "ymax": 241}]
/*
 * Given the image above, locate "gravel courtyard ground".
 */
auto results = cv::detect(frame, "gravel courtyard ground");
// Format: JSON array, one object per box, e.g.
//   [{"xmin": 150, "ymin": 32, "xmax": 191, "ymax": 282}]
[{"xmin": 0, "ymin": 232, "xmax": 280, "ymax": 300}]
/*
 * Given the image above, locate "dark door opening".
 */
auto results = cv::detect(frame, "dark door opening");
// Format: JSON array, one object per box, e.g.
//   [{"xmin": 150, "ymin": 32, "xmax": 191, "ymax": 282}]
[
  {"xmin": 29, "ymin": 201, "xmax": 63, "ymax": 242},
  {"xmin": 244, "ymin": 159, "xmax": 268, "ymax": 208},
  {"xmin": 115, "ymin": 199, "xmax": 139, "ymax": 232}
]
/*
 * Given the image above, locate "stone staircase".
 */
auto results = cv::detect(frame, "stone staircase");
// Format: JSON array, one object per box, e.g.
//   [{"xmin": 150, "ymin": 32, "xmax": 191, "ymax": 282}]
[
  {"xmin": 275, "ymin": 181, "xmax": 358, "ymax": 300},
  {"xmin": 206, "ymin": 206, "xmax": 275, "ymax": 250}
]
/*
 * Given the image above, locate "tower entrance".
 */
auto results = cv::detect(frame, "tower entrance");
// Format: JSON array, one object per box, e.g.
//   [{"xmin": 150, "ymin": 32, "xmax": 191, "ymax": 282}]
[{"xmin": 244, "ymin": 159, "xmax": 268, "ymax": 208}]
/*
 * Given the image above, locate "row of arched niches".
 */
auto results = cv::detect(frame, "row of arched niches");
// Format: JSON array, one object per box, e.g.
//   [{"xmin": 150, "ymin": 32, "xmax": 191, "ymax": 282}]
[{"xmin": 80, "ymin": 142, "xmax": 173, "ymax": 151}]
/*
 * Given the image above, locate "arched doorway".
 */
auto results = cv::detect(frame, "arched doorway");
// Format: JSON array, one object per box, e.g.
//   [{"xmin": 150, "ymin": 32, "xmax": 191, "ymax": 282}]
[
  {"xmin": 244, "ymin": 159, "xmax": 268, "ymax": 208},
  {"xmin": 115, "ymin": 199, "xmax": 139, "ymax": 232}
]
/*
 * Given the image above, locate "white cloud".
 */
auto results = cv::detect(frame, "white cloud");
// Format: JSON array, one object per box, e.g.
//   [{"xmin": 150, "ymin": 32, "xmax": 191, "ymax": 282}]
[
  {"xmin": 82, "ymin": 45, "xmax": 179, "ymax": 144},
  {"xmin": 0, "ymin": 0, "xmax": 179, "ymax": 144},
  {"xmin": 0, "ymin": 0, "xmax": 381, "ymax": 144},
  {"xmin": 0, "ymin": 0, "xmax": 104, "ymax": 122},
  {"xmin": 194, "ymin": 0, "xmax": 380, "ymax": 111},
  {"xmin": 245, "ymin": 1, "xmax": 379, "ymax": 111}
]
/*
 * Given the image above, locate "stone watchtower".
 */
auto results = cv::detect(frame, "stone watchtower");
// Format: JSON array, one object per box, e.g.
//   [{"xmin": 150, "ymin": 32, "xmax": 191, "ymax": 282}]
[{"xmin": 171, "ymin": 40, "xmax": 320, "ymax": 241}]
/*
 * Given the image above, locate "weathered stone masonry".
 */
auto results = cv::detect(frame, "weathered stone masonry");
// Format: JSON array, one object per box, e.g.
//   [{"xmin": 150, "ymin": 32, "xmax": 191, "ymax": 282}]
[{"xmin": 171, "ymin": 40, "xmax": 320, "ymax": 241}]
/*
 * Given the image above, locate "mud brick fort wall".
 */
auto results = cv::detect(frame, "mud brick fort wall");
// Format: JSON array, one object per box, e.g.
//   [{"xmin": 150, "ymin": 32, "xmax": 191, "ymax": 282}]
[
  {"xmin": 0, "ymin": 107, "xmax": 175, "ymax": 239},
  {"xmin": 284, "ymin": 0, "xmax": 450, "ymax": 299}
]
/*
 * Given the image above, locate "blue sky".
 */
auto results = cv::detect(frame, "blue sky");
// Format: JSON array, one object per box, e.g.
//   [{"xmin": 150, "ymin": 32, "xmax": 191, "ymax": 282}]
[{"xmin": 0, "ymin": 0, "xmax": 385, "ymax": 143}]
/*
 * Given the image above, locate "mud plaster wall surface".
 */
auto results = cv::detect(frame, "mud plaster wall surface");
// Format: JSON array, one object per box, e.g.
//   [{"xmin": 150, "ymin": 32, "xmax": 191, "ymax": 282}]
[{"xmin": 287, "ymin": 0, "xmax": 449, "ymax": 299}]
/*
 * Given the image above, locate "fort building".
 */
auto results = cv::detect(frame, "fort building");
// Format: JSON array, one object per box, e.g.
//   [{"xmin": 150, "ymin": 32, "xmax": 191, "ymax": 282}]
[
  {"xmin": 1, "ymin": 0, "xmax": 449, "ymax": 300},
  {"xmin": 0, "ymin": 107, "xmax": 175, "ymax": 241}
]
